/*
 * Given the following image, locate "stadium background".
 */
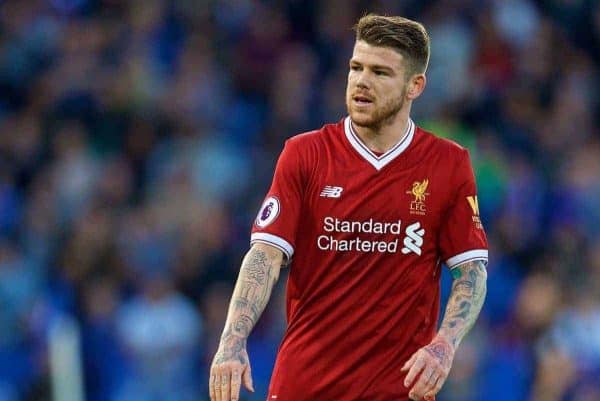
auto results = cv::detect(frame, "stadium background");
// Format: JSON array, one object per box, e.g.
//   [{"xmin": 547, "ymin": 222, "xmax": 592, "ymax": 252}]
[{"xmin": 1, "ymin": 0, "xmax": 599, "ymax": 400}]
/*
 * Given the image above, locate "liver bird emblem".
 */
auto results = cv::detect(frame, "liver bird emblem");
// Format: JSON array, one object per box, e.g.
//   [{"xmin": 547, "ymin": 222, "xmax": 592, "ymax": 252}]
[{"xmin": 410, "ymin": 180, "xmax": 429, "ymax": 202}]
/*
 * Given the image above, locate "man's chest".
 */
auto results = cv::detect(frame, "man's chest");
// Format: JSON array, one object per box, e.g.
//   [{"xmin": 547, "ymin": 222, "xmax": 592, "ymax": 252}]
[
  {"xmin": 305, "ymin": 163, "xmax": 449, "ymax": 226},
  {"xmin": 298, "ymin": 162, "xmax": 453, "ymax": 257}
]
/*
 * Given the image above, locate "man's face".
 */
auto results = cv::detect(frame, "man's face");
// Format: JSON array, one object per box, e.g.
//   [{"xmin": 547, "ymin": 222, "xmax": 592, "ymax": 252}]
[{"xmin": 346, "ymin": 40, "xmax": 409, "ymax": 129}]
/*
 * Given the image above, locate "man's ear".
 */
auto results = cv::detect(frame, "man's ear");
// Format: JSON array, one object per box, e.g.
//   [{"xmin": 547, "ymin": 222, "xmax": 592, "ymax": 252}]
[{"xmin": 407, "ymin": 74, "xmax": 426, "ymax": 100}]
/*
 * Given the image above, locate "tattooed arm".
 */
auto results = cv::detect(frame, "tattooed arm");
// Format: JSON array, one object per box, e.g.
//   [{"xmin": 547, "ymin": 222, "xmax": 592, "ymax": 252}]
[
  {"xmin": 438, "ymin": 260, "xmax": 488, "ymax": 348},
  {"xmin": 209, "ymin": 243, "xmax": 284, "ymax": 401},
  {"xmin": 401, "ymin": 260, "xmax": 488, "ymax": 400}
]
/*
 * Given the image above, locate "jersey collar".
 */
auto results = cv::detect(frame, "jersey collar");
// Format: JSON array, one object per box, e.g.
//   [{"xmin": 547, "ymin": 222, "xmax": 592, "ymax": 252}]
[{"xmin": 344, "ymin": 116, "xmax": 415, "ymax": 171}]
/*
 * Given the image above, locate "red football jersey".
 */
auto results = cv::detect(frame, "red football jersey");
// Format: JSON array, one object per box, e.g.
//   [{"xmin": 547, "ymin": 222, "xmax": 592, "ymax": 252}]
[{"xmin": 251, "ymin": 117, "xmax": 488, "ymax": 401}]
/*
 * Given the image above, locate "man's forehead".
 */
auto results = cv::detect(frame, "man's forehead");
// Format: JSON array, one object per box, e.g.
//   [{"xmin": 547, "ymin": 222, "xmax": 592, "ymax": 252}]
[{"xmin": 351, "ymin": 40, "xmax": 404, "ymax": 67}]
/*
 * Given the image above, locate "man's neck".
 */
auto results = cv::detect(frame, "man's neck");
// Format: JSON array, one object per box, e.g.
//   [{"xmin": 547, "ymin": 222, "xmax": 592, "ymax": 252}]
[{"xmin": 352, "ymin": 112, "xmax": 411, "ymax": 154}]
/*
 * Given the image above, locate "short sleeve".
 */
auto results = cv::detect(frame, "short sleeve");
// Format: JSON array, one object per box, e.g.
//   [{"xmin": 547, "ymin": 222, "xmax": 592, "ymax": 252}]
[
  {"xmin": 250, "ymin": 139, "xmax": 305, "ymax": 261},
  {"xmin": 438, "ymin": 149, "xmax": 488, "ymax": 269}
]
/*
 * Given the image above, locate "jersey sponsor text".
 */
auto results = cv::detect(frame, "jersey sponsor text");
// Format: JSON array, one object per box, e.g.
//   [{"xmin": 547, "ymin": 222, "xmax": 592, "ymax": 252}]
[{"xmin": 317, "ymin": 216, "xmax": 425, "ymax": 254}]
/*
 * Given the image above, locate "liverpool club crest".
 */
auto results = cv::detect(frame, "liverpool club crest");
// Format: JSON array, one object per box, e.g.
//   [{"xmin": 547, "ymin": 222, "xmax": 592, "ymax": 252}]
[{"xmin": 407, "ymin": 179, "xmax": 429, "ymax": 215}]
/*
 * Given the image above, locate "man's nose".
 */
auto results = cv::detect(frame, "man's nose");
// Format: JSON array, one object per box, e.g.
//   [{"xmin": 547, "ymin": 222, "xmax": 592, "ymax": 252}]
[{"xmin": 355, "ymin": 72, "xmax": 371, "ymax": 89}]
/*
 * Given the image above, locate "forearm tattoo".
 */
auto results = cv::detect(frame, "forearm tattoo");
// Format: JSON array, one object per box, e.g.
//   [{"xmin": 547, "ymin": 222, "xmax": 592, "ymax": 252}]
[
  {"xmin": 439, "ymin": 260, "xmax": 487, "ymax": 349},
  {"xmin": 215, "ymin": 248, "xmax": 280, "ymax": 364}
]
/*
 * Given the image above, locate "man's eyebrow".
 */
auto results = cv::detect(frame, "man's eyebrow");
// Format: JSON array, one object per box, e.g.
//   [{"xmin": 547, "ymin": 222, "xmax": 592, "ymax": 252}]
[
  {"xmin": 370, "ymin": 64, "xmax": 394, "ymax": 72},
  {"xmin": 350, "ymin": 60, "xmax": 394, "ymax": 71}
]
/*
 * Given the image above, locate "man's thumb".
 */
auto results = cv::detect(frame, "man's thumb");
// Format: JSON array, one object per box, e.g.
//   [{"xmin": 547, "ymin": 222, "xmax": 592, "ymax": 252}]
[{"xmin": 243, "ymin": 365, "xmax": 255, "ymax": 392}]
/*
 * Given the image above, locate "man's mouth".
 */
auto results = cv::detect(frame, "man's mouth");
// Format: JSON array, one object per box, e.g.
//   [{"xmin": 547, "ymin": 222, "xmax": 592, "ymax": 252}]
[{"xmin": 353, "ymin": 95, "xmax": 373, "ymax": 105}]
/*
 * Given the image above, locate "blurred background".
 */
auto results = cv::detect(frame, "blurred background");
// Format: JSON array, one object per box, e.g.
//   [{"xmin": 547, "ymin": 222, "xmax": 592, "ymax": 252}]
[{"xmin": 0, "ymin": 0, "xmax": 599, "ymax": 400}]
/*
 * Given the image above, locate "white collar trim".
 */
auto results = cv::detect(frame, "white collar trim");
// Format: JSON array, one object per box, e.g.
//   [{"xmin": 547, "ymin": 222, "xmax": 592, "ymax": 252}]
[{"xmin": 343, "ymin": 116, "xmax": 415, "ymax": 171}]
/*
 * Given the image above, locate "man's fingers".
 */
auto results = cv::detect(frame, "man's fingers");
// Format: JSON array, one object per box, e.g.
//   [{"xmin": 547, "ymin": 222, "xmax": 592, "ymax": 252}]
[
  {"xmin": 209, "ymin": 373, "xmax": 217, "ymax": 401},
  {"xmin": 423, "ymin": 372, "xmax": 440, "ymax": 397},
  {"xmin": 214, "ymin": 372, "xmax": 222, "ymax": 401},
  {"xmin": 220, "ymin": 371, "xmax": 230, "ymax": 401},
  {"xmin": 402, "ymin": 352, "xmax": 418, "ymax": 371},
  {"xmin": 425, "ymin": 373, "xmax": 446, "ymax": 399},
  {"xmin": 231, "ymin": 369, "xmax": 242, "ymax": 401},
  {"xmin": 422, "ymin": 366, "xmax": 437, "ymax": 388},
  {"xmin": 212, "ymin": 364, "xmax": 250, "ymax": 401},
  {"xmin": 404, "ymin": 355, "xmax": 425, "ymax": 388},
  {"xmin": 409, "ymin": 365, "xmax": 434, "ymax": 400},
  {"xmin": 423, "ymin": 377, "xmax": 440, "ymax": 400},
  {"xmin": 243, "ymin": 364, "xmax": 255, "ymax": 392}
]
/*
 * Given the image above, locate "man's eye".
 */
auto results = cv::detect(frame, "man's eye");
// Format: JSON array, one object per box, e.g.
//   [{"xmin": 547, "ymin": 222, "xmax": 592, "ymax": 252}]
[
  {"xmin": 374, "ymin": 70, "xmax": 387, "ymax": 76},
  {"xmin": 350, "ymin": 65, "xmax": 361, "ymax": 71}
]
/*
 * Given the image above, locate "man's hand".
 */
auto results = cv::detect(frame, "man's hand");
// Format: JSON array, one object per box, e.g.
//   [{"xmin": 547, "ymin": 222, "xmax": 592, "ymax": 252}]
[
  {"xmin": 209, "ymin": 338, "xmax": 254, "ymax": 401},
  {"xmin": 401, "ymin": 335, "xmax": 455, "ymax": 400},
  {"xmin": 208, "ymin": 244, "xmax": 283, "ymax": 401},
  {"xmin": 401, "ymin": 260, "xmax": 487, "ymax": 400}
]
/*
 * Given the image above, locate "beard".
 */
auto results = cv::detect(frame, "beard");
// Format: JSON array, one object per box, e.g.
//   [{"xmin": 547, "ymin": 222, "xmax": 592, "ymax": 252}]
[{"xmin": 346, "ymin": 87, "xmax": 406, "ymax": 130}]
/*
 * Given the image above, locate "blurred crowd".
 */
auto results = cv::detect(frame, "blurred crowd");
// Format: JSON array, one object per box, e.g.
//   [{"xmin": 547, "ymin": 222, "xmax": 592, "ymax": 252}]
[{"xmin": 0, "ymin": 0, "xmax": 599, "ymax": 400}]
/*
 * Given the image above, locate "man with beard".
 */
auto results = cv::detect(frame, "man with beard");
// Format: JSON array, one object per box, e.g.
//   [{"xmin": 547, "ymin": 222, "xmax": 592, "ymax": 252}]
[{"xmin": 209, "ymin": 14, "xmax": 488, "ymax": 401}]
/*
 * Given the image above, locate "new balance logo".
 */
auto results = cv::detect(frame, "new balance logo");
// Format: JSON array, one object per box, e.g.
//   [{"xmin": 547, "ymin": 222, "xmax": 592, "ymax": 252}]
[
  {"xmin": 401, "ymin": 222, "xmax": 425, "ymax": 255},
  {"xmin": 320, "ymin": 186, "xmax": 343, "ymax": 198}
]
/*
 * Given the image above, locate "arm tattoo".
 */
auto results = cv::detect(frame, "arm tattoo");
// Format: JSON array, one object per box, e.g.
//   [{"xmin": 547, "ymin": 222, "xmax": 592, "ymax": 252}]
[
  {"xmin": 214, "ymin": 327, "xmax": 247, "ymax": 364},
  {"xmin": 423, "ymin": 338, "xmax": 454, "ymax": 372},
  {"xmin": 215, "ymin": 248, "xmax": 281, "ymax": 364},
  {"xmin": 439, "ymin": 260, "xmax": 487, "ymax": 349},
  {"xmin": 243, "ymin": 251, "xmax": 268, "ymax": 284}
]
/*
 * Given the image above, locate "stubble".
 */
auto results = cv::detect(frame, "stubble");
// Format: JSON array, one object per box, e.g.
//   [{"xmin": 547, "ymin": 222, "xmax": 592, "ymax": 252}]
[{"xmin": 346, "ymin": 86, "xmax": 406, "ymax": 131}]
